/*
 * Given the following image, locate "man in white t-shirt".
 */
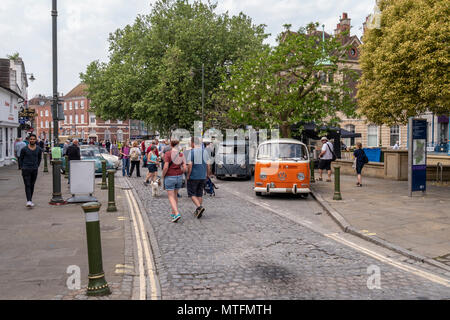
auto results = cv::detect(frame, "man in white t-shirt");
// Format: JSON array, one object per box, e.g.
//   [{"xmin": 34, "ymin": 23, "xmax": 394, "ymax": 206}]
[{"xmin": 318, "ymin": 137, "xmax": 333, "ymax": 182}]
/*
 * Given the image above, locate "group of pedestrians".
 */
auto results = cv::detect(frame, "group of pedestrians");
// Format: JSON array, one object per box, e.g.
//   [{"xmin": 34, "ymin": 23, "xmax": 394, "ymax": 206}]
[
  {"xmin": 317, "ymin": 136, "xmax": 368, "ymax": 187},
  {"xmin": 120, "ymin": 137, "xmax": 212, "ymax": 223}
]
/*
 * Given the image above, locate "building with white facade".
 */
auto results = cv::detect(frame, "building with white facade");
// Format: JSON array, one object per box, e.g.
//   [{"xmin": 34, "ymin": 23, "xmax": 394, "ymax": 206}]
[{"xmin": 0, "ymin": 57, "xmax": 29, "ymax": 167}]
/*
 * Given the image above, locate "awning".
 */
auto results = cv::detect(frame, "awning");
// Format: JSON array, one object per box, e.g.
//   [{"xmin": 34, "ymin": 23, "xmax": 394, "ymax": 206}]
[{"xmin": 340, "ymin": 128, "xmax": 362, "ymax": 138}]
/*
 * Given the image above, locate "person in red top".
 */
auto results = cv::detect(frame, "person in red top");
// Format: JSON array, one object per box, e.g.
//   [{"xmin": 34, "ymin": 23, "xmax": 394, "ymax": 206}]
[{"xmin": 162, "ymin": 139, "xmax": 186, "ymax": 223}]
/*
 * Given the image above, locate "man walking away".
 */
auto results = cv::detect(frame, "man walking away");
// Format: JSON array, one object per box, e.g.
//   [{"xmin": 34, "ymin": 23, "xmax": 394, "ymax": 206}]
[
  {"xmin": 15, "ymin": 138, "xmax": 26, "ymax": 170},
  {"xmin": 318, "ymin": 137, "xmax": 333, "ymax": 182},
  {"xmin": 19, "ymin": 134, "xmax": 42, "ymax": 207},
  {"xmin": 66, "ymin": 139, "xmax": 81, "ymax": 184},
  {"xmin": 186, "ymin": 137, "xmax": 211, "ymax": 219}
]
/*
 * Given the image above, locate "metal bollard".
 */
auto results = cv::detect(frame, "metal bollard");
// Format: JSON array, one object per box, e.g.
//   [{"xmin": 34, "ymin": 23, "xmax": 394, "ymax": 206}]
[
  {"xmin": 82, "ymin": 202, "xmax": 111, "ymax": 296},
  {"xmin": 101, "ymin": 160, "xmax": 108, "ymax": 190},
  {"xmin": 49, "ymin": 159, "xmax": 66, "ymax": 205},
  {"xmin": 310, "ymin": 159, "xmax": 315, "ymax": 183},
  {"xmin": 333, "ymin": 166, "xmax": 342, "ymax": 200},
  {"xmin": 107, "ymin": 169, "xmax": 117, "ymax": 212},
  {"xmin": 43, "ymin": 152, "xmax": 49, "ymax": 173},
  {"xmin": 64, "ymin": 155, "xmax": 69, "ymax": 179}
]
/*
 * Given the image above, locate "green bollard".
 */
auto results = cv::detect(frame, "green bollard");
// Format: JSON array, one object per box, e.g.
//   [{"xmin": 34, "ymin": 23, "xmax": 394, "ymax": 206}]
[
  {"xmin": 310, "ymin": 159, "xmax": 315, "ymax": 183},
  {"xmin": 101, "ymin": 160, "xmax": 108, "ymax": 190},
  {"xmin": 64, "ymin": 155, "xmax": 69, "ymax": 179},
  {"xmin": 43, "ymin": 152, "xmax": 49, "ymax": 173},
  {"xmin": 107, "ymin": 170, "xmax": 117, "ymax": 212},
  {"xmin": 333, "ymin": 166, "xmax": 342, "ymax": 200},
  {"xmin": 82, "ymin": 202, "xmax": 111, "ymax": 296},
  {"xmin": 49, "ymin": 159, "xmax": 66, "ymax": 205}
]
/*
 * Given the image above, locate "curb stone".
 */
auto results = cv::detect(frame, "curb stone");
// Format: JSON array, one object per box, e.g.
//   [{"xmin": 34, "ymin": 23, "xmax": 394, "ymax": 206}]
[{"xmin": 310, "ymin": 188, "xmax": 450, "ymax": 273}]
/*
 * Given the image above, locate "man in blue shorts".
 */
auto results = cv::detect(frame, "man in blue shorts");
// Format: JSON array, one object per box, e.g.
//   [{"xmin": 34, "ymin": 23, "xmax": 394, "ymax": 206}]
[{"xmin": 186, "ymin": 136, "xmax": 211, "ymax": 219}]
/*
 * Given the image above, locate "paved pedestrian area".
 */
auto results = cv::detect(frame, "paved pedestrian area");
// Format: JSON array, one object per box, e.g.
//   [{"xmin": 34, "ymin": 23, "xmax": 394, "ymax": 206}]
[
  {"xmin": 311, "ymin": 173, "xmax": 450, "ymax": 262},
  {"xmin": 128, "ymin": 177, "xmax": 450, "ymax": 300},
  {"xmin": 0, "ymin": 164, "xmax": 133, "ymax": 300}
]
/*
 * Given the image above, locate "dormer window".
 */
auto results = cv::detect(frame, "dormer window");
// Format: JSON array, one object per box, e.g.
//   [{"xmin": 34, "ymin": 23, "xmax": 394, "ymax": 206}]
[{"xmin": 350, "ymin": 48, "xmax": 357, "ymax": 57}]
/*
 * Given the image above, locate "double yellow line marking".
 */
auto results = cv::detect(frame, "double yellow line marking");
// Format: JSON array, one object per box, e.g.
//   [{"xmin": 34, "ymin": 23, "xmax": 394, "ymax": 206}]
[{"xmin": 125, "ymin": 189, "xmax": 159, "ymax": 300}]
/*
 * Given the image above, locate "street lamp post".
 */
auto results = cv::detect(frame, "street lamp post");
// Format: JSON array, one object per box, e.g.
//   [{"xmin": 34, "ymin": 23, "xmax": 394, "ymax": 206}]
[{"xmin": 51, "ymin": 0, "xmax": 59, "ymax": 148}]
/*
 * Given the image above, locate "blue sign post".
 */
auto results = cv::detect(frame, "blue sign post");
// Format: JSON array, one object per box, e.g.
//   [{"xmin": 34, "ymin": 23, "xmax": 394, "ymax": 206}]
[{"xmin": 408, "ymin": 118, "xmax": 427, "ymax": 196}]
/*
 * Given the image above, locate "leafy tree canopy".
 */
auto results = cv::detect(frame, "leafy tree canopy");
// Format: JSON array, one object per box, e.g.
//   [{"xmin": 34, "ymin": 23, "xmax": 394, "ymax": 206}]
[
  {"xmin": 80, "ymin": 0, "xmax": 268, "ymax": 135},
  {"xmin": 357, "ymin": 0, "xmax": 450, "ymax": 125},
  {"xmin": 216, "ymin": 24, "xmax": 358, "ymax": 138}
]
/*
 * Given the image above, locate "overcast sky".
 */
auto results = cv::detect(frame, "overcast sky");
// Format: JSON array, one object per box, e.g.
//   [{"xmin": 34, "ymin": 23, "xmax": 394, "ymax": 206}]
[{"xmin": 0, "ymin": 0, "xmax": 375, "ymax": 99}]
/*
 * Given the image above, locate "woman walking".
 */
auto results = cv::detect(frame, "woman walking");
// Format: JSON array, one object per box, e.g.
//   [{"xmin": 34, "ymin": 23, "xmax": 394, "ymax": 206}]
[
  {"xmin": 110, "ymin": 140, "xmax": 119, "ymax": 157},
  {"xmin": 120, "ymin": 140, "xmax": 131, "ymax": 177},
  {"xmin": 162, "ymin": 140, "xmax": 186, "ymax": 223},
  {"xmin": 144, "ymin": 145, "xmax": 159, "ymax": 186},
  {"xmin": 129, "ymin": 141, "xmax": 142, "ymax": 177},
  {"xmin": 353, "ymin": 142, "xmax": 368, "ymax": 187}
]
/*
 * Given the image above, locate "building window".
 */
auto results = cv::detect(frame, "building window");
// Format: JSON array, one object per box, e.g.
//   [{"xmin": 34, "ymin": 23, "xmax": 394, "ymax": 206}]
[
  {"xmin": 40, "ymin": 111, "xmax": 43, "ymax": 117},
  {"xmin": 104, "ymin": 129, "xmax": 111, "ymax": 141},
  {"xmin": 390, "ymin": 125, "xmax": 399, "ymax": 146},
  {"xmin": 64, "ymin": 115, "xmax": 67, "ymax": 124},
  {"xmin": 70, "ymin": 115, "xmax": 73, "ymax": 124},
  {"xmin": 117, "ymin": 120, "xmax": 123, "ymax": 125},
  {"xmin": 64, "ymin": 102, "xmax": 67, "ymax": 110},
  {"xmin": 105, "ymin": 120, "xmax": 111, "ymax": 125},
  {"xmin": 69, "ymin": 102, "xmax": 72, "ymax": 110},
  {"xmin": 90, "ymin": 114, "xmax": 96, "ymax": 124},
  {"xmin": 344, "ymin": 124, "xmax": 355, "ymax": 147},
  {"xmin": 75, "ymin": 115, "xmax": 78, "ymax": 124},
  {"xmin": 80, "ymin": 101, "xmax": 84, "ymax": 109},
  {"xmin": 45, "ymin": 110, "xmax": 49, "ymax": 117},
  {"xmin": 75, "ymin": 101, "xmax": 78, "ymax": 109},
  {"xmin": 81, "ymin": 114, "xmax": 84, "ymax": 124},
  {"xmin": 367, "ymin": 125, "xmax": 378, "ymax": 147},
  {"xmin": 46, "ymin": 121, "xmax": 49, "ymax": 128},
  {"xmin": 41, "ymin": 121, "xmax": 44, "ymax": 128},
  {"xmin": 117, "ymin": 130, "xmax": 123, "ymax": 142}
]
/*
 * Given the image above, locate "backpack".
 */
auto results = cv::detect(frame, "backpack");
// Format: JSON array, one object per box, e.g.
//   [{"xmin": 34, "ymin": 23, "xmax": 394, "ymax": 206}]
[
  {"xmin": 130, "ymin": 148, "xmax": 139, "ymax": 161},
  {"xmin": 204, "ymin": 177, "xmax": 218, "ymax": 196},
  {"xmin": 326, "ymin": 142, "xmax": 337, "ymax": 161},
  {"xmin": 362, "ymin": 151, "xmax": 369, "ymax": 164}
]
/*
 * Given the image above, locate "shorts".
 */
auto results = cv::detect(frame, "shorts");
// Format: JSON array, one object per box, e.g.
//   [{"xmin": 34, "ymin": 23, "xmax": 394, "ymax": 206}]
[
  {"xmin": 318, "ymin": 159, "xmax": 332, "ymax": 171},
  {"xmin": 164, "ymin": 175, "xmax": 183, "ymax": 191},
  {"xmin": 356, "ymin": 163, "xmax": 364, "ymax": 174},
  {"xmin": 147, "ymin": 164, "xmax": 158, "ymax": 173},
  {"xmin": 187, "ymin": 179, "xmax": 205, "ymax": 197}
]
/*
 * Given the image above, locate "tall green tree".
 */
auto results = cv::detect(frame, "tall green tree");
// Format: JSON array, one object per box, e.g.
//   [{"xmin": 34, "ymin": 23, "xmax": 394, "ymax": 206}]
[
  {"xmin": 216, "ymin": 24, "xmax": 358, "ymax": 138},
  {"xmin": 80, "ymin": 0, "xmax": 268, "ymax": 135},
  {"xmin": 357, "ymin": 0, "xmax": 450, "ymax": 125}
]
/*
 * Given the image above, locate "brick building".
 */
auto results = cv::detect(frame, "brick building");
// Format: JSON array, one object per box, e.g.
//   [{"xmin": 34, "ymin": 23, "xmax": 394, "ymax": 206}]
[
  {"xmin": 29, "ymin": 95, "xmax": 53, "ymax": 140},
  {"xmin": 60, "ymin": 83, "xmax": 131, "ymax": 143},
  {"xmin": 332, "ymin": 13, "xmax": 408, "ymax": 149}
]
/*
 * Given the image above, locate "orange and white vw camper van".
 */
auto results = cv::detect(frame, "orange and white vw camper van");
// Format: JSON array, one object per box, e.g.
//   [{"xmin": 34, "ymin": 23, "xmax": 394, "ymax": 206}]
[{"xmin": 254, "ymin": 139, "xmax": 311, "ymax": 197}]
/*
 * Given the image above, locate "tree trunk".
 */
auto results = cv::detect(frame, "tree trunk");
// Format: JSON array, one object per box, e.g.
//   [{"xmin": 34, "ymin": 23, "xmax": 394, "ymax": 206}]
[{"xmin": 280, "ymin": 124, "xmax": 291, "ymax": 138}]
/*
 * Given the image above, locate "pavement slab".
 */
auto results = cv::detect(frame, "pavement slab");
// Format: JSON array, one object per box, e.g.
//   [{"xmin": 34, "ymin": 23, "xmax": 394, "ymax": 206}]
[{"xmin": 312, "ymin": 172, "xmax": 450, "ymax": 262}]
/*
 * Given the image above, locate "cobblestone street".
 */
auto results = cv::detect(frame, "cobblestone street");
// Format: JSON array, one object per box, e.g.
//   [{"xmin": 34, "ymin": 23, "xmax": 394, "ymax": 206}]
[{"xmin": 127, "ymin": 177, "xmax": 450, "ymax": 300}]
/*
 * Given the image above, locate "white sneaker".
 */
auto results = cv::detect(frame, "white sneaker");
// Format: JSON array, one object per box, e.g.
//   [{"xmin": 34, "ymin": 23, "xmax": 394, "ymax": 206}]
[
  {"xmin": 26, "ymin": 201, "xmax": 32, "ymax": 207},
  {"xmin": 30, "ymin": 202, "xmax": 35, "ymax": 207}
]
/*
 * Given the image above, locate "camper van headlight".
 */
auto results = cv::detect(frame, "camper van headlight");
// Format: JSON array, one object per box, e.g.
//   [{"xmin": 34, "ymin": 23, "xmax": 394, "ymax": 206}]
[
  {"xmin": 260, "ymin": 173, "xmax": 267, "ymax": 180},
  {"xmin": 297, "ymin": 173, "xmax": 305, "ymax": 181}
]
